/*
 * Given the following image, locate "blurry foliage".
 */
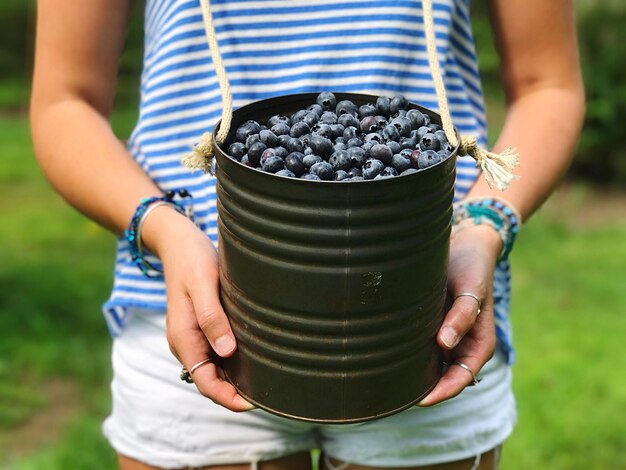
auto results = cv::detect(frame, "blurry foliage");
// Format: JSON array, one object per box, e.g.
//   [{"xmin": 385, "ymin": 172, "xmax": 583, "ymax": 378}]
[{"xmin": 1, "ymin": 1, "xmax": 626, "ymax": 185}]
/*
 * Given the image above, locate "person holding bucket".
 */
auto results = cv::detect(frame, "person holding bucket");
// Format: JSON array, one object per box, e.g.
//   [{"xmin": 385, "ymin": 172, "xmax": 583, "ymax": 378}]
[{"xmin": 31, "ymin": 0, "xmax": 584, "ymax": 469}]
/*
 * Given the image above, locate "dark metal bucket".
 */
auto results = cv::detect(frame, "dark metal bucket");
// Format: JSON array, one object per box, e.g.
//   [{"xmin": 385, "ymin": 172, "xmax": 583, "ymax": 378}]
[{"xmin": 214, "ymin": 93, "xmax": 458, "ymax": 423}]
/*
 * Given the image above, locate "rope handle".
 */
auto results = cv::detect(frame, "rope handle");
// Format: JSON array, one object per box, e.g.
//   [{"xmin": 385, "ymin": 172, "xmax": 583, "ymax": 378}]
[{"xmin": 184, "ymin": 0, "xmax": 520, "ymax": 191}]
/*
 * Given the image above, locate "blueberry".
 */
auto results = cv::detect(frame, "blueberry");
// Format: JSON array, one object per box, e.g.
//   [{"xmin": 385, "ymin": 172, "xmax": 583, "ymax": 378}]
[
  {"xmin": 434, "ymin": 130, "xmax": 449, "ymax": 148},
  {"xmin": 303, "ymin": 112, "xmax": 319, "ymax": 128},
  {"xmin": 274, "ymin": 146, "xmax": 289, "ymax": 159},
  {"xmin": 285, "ymin": 152, "xmax": 306, "ymax": 176},
  {"xmin": 304, "ymin": 147, "xmax": 314, "ymax": 156},
  {"xmin": 390, "ymin": 95, "xmax": 409, "ymax": 114},
  {"xmin": 267, "ymin": 115, "xmax": 291, "ymax": 128},
  {"xmin": 417, "ymin": 150, "xmax": 442, "ymax": 169},
  {"xmin": 275, "ymin": 169, "xmax": 296, "ymax": 178},
  {"xmin": 381, "ymin": 166, "xmax": 398, "ymax": 177},
  {"xmin": 259, "ymin": 129, "xmax": 278, "ymax": 148},
  {"xmin": 350, "ymin": 176, "xmax": 365, "ymax": 181},
  {"xmin": 271, "ymin": 122, "xmax": 291, "ymax": 136},
  {"xmin": 437, "ymin": 149, "xmax": 451, "ymax": 160},
  {"xmin": 277, "ymin": 134, "xmax": 292, "ymax": 148},
  {"xmin": 236, "ymin": 120, "xmax": 262, "ymax": 143},
  {"xmin": 347, "ymin": 167, "xmax": 363, "ymax": 178},
  {"xmin": 312, "ymin": 123, "xmax": 333, "ymax": 139},
  {"xmin": 409, "ymin": 149, "xmax": 421, "ymax": 168},
  {"xmin": 259, "ymin": 147, "xmax": 277, "ymax": 166},
  {"xmin": 329, "ymin": 150, "xmax": 351, "ymax": 171},
  {"xmin": 307, "ymin": 103, "xmax": 324, "ymax": 116},
  {"xmin": 290, "ymin": 121, "xmax": 310, "ymax": 138},
  {"xmin": 347, "ymin": 146, "xmax": 366, "ymax": 168},
  {"xmin": 335, "ymin": 137, "xmax": 346, "ymax": 144},
  {"xmin": 320, "ymin": 111, "xmax": 338, "ymax": 125},
  {"xmin": 358, "ymin": 103, "xmax": 378, "ymax": 118},
  {"xmin": 400, "ymin": 136, "xmax": 418, "ymax": 150},
  {"xmin": 334, "ymin": 170, "xmax": 349, "ymax": 181},
  {"xmin": 347, "ymin": 137, "xmax": 363, "ymax": 148},
  {"xmin": 287, "ymin": 137, "xmax": 305, "ymax": 153},
  {"xmin": 383, "ymin": 124, "xmax": 400, "ymax": 142},
  {"xmin": 369, "ymin": 144, "xmax": 393, "ymax": 165},
  {"xmin": 376, "ymin": 96, "xmax": 391, "ymax": 116},
  {"xmin": 330, "ymin": 123, "xmax": 345, "ymax": 139},
  {"xmin": 359, "ymin": 115, "xmax": 379, "ymax": 134},
  {"xmin": 343, "ymin": 126, "xmax": 358, "ymax": 141},
  {"xmin": 391, "ymin": 116, "xmax": 412, "ymax": 137},
  {"xmin": 316, "ymin": 92, "xmax": 337, "ymax": 111},
  {"xmin": 417, "ymin": 126, "xmax": 430, "ymax": 140},
  {"xmin": 262, "ymin": 156, "xmax": 285, "ymax": 173},
  {"xmin": 290, "ymin": 109, "xmax": 308, "ymax": 123},
  {"xmin": 247, "ymin": 142, "xmax": 267, "ymax": 167},
  {"xmin": 364, "ymin": 132, "xmax": 384, "ymax": 144},
  {"xmin": 387, "ymin": 141, "xmax": 401, "ymax": 155},
  {"xmin": 362, "ymin": 158, "xmax": 385, "ymax": 179},
  {"xmin": 361, "ymin": 141, "xmax": 376, "ymax": 157},
  {"xmin": 241, "ymin": 154, "xmax": 251, "ymax": 166},
  {"xmin": 245, "ymin": 134, "xmax": 261, "ymax": 148},
  {"xmin": 303, "ymin": 154, "xmax": 323, "ymax": 169},
  {"xmin": 338, "ymin": 113, "xmax": 360, "ymax": 129},
  {"xmin": 333, "ymin": 142, "xmax": 347, "ymax": 152},
  {"xmin": 406, "ymin": 109, "xmax": 426, "ymax": 129},
  {"xmin": 374, "ymin": 115, "xmax": 389, "ymax": 129},
  {"xmin": 336, "ymin": 100, "xmax": 358, "ymax": 117},
  {"xmin": 301, "ymin": 173, "xmax": 321, "ymax": 181},
  {"xmin": 419, "ymin": 133, "xmax": 440, "ymax": 151},
  {"xmin": 400, "ymin": 168, "xmax": 419, "ymax": 176},
  {"xmin": 228, "ymin": 142, "xmax": 246, "ymax": 161},
  {"xmin": 310, "ymin": 161, "xmax": 334, "ymax": 180},
  {"xmin": 308, "ymin": 135, "xmax": 334, "ymax": 158},
  {"xmin": 422, "ymin": 113, "xmax": 431, "ymax": 126},
  {"xmin": 391, "ymin": 154, "xmax": 411, "ymax": 173},
  {"xmin": 399, "ymin": 148, "xmax": 413, "ymax": 158},
  {"xmin": 428, "ymin": 123, "xmax": 443, "ymax": 133}
]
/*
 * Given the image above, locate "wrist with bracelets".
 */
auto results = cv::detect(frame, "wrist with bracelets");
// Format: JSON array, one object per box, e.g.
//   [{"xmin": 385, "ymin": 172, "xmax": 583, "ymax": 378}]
[
  {"xmin": 125, "ymin": 189, "xmax": 194, "ymax": 277},
  {"xmin": 452, "ymin": 196, "xmax": 522, "ymax": 261}
]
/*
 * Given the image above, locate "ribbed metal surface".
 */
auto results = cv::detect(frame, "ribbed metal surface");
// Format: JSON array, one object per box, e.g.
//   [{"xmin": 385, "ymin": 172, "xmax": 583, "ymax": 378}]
[{"xmin": 215, "ymin": 93, "xmax": 457, "ymax": 423}]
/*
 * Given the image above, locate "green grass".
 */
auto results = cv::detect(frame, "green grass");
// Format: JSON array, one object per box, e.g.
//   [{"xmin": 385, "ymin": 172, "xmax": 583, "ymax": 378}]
[{"xmin": 1, "ymin": 112, "xmax": 625, "ymax": 469}]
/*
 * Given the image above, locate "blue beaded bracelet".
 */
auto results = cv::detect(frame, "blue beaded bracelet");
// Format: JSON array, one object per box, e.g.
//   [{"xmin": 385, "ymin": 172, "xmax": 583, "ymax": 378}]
[
  {"xmin": 125, "ymin": 190, "xmax": 193, "ymax": 277},
  {"xmin": 452, "ymin": 197, "xmax": 521, "ymax": 261}
]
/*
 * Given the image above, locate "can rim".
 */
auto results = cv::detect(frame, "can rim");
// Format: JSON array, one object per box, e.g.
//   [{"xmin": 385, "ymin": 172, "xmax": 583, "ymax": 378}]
[{"xmin": 213, "ymin": 92, "xmax": 460, "ymax": 185}]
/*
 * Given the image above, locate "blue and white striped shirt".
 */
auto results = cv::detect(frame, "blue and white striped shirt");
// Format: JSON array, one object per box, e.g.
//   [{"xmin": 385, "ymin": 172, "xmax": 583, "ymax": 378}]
[{"xmin": 104, "ymin": 0, "xmax": 514, "ymax": 364}]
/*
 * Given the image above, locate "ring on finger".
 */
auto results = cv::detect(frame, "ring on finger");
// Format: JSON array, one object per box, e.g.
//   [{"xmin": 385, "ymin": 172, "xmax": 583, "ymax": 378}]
[
  {"xmin": 455, "ymin": 292, "xmax": 481, "ymax": 315},
  {"xmin": 180, "ymin": 357, "xmax": 214, "ymax": 384},
  {"xmin": 451, "ymin": 360, "xmax": 481, "ymax": 386}
]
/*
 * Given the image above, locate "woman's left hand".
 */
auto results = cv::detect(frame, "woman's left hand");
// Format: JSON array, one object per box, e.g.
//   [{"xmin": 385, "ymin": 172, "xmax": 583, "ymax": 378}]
[{"xmin": 418, "ymin": 223, "xmax": 502, "ymax": 406}]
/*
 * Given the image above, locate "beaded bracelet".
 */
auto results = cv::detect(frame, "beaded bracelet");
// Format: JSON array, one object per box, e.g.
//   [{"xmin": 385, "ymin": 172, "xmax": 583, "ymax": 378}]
[
  {"xmin": 452, "ymin": 196, "xmax": 522, "ymax": 261},
  {"xmin": 125, "ymin": 189, "xmax": 193, "ymax": 277}
]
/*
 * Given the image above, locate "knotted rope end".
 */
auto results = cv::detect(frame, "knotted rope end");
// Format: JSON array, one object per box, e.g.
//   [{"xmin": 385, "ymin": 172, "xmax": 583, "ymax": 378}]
[
  {"xmin": 182, "ymin": 132, "xmax": 215, "ymax": 174},
  {"xmin": 460, "ymin": 136, "xmax": 520, "ymax": 191}
]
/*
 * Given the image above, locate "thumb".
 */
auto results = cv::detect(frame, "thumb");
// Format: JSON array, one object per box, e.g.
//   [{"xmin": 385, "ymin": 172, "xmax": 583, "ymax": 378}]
[{"xmin": 188, "ymin": 275, "xmax": 237, "ymax": 358}]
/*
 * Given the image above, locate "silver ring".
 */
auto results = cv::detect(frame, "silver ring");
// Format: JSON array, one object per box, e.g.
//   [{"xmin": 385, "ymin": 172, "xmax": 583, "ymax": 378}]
[
  {"xmin": 452, "ymin": 360, "xmax": 481, "ymax": 386},
  {"xmin": 180, "ymin": 358, "xmax": 214, "ymax": 384},
  {"xmin": 190, "ymin": 357, "xmax": 214, "ymax": 374},
  {"xmin": 455, "ymin": 292, "xmax": 481, "ymax": 315}
]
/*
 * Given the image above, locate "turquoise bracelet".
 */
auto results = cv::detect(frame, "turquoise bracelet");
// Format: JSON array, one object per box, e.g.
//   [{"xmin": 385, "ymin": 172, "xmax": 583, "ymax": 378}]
[
  {"xmin": 452, "ymin": 197, "xmax": 521, "ymax": 261},
  {"xmin": 125, "ymin": 190, "xmax": 193, "ymax": 277}
]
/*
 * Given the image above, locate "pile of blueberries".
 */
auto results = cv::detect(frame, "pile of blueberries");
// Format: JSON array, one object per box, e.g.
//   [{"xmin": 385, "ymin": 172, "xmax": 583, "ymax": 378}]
[{"xmin": 226, "ymin": 92, "xmax": 454, "ymax": 181}]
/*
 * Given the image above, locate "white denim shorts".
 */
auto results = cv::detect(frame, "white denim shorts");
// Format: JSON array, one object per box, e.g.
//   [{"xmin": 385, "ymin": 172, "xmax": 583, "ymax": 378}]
[{"xmin": 103, "ymin": 308, "xmax": 516, "ymax": 469}]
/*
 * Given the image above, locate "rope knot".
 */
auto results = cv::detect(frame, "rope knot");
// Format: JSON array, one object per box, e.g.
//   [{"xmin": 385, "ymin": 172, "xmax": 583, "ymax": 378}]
[
  {"xmin": 182, "ymin": 132, "xmax": 215, "ymax": 173},
  {"xmin": 459, "ymin": 136, "xmax": 520, "ymax": 191}
]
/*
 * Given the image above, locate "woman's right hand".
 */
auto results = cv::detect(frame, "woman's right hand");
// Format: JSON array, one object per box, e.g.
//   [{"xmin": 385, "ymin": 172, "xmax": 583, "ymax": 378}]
[{"xmin": 142, "ymin": 205, "xmax": 254, "ymax": 412}]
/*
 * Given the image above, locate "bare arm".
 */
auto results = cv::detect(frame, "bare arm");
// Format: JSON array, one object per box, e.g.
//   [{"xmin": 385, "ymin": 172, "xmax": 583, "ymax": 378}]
[
  {"xmin": 420, "ymin": 0, "xmax": 584, "ymax": 405},
  {"xmin": 31, "ymin": 0, "xmax": 251, "ymax": 411}
]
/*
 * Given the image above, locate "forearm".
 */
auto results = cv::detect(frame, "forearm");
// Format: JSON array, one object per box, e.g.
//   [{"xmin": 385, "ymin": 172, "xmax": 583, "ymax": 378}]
[
  {"xmin": 31, "ymin": 97, "xmax": 163, "ymax": 236},
  {"xmin": 466, "ymin": 85, "xmax": 585, "ymax": 220}
]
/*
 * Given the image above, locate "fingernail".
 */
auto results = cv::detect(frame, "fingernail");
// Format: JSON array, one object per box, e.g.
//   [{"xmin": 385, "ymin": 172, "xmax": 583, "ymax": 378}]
[
  {"xmin": 441, "ymin": 326, "xmax": 458, "ymax": 348},
  {"xmin": 214, "ymin": 335, "xmax": 235, "ymax": 356}
]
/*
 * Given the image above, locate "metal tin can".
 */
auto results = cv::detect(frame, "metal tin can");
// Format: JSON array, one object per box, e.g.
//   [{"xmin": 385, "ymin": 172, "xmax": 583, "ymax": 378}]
[{"xmin": 214, "ymin": 93, "xmax": 457, "ymax": 423}]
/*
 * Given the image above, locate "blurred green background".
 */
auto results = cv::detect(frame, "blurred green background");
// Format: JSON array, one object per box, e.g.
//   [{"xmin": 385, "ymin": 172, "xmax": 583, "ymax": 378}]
[{"xmin": 1, "ymin": 1, "xmax": 624, "ymax": 469}]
